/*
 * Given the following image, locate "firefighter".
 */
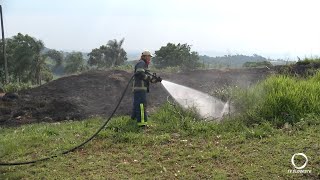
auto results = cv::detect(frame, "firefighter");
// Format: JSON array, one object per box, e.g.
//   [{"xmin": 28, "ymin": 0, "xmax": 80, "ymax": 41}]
[{"xmin": 131, "ymin": 50, "xmax": 162, "ymax": 127}]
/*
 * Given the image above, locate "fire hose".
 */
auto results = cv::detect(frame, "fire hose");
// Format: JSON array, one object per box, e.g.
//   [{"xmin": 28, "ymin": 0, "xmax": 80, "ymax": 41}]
[{"xmin": 0, "ymin": 75, "xmax": 135, "ymax": 166}]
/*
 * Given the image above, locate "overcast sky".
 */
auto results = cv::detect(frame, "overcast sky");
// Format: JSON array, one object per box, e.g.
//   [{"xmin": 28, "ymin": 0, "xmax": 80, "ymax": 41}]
[{"xmin": 1, "ymin": 0, "xmax": 320, "ymax": 59}]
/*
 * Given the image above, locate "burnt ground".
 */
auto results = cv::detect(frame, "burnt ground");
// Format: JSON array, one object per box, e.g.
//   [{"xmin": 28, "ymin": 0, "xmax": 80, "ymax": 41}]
[{"xmin": 0, "ymin": 68, "xmax": 273, "ymax": 126}]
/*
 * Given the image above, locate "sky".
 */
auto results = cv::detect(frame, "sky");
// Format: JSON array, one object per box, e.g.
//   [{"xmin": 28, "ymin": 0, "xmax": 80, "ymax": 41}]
[{"xmin": 1, "ymin": 0, "xmax": 320, "ymax": 59}]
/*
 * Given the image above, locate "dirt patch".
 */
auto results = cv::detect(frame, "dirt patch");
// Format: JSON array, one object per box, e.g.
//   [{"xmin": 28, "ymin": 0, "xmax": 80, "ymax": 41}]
[{"xmin": 0, "ymin": 68, "xmax": 273, "ymax": 126}]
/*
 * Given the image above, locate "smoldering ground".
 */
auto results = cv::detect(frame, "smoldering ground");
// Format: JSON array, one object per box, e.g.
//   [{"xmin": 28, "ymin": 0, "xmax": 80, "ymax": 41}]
[{"xmin": 0, "ymin": 68, "xmax": 272, "ymax": 126}]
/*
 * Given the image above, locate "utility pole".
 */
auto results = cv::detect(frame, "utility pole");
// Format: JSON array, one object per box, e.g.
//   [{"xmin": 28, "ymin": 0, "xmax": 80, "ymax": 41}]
[{"xmin": 0, "ymin": 5, "xmax": 8, "ymax": 83}]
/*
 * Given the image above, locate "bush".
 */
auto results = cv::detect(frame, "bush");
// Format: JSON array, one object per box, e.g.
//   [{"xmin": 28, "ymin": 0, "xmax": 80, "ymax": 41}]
[
  {"xmin": 3, "ymin": 83, "xmax": 33, "ymax": 93},
  {"xmin": 232, "ymin": 72, "xmax": 320, "ymax": 127}
]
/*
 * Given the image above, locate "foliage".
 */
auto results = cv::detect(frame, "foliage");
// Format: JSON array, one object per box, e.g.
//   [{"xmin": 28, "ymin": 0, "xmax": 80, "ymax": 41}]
[
  {"xmin": 88, "ymin": 38, "xmax": 127, "ymax": 68},
  {"xmin": 153, "ymin": 43, "xmax": 200, "ymax": 70},
  {"xmin": 3, "ymin": 82, "xmax": 33, "ymax": 93},
  {"xmin": 0, "ymin": 33, "xmax": 53, "ymax": 85},
  {"xmin": 64, "ymin": 52, "xmax": 87, "ymax": 74},
  {"xmin": 41, "ymin": 66, "xmax": 54, "ymax": 83},
  {"xmin": 242, "ymin": 61, "xmax": 273, "ymax": 68},
  {"xmin": 45, "ymin": 49, "xmax": 64, "ymax": 67},
  {"xmin": 30, "ymin": 40, "xmax": 47, "ymax": 85},
  {"xmin": 200, "ymin": 54, "xmax": 274, "ymax": 68},
  {"xmin": 296, "ymin": 57, "xmax": 320, "ymax": 66},
  {"xmin": 231, "ymin": 72, "xmax": 320, "ymax": 127}
]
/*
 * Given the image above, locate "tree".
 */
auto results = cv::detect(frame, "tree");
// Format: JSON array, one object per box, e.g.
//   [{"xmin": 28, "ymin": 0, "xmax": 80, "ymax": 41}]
[
  {"xmin": 65, "ymin": 52, "xmax": 86, "ymax": 74},
  {"xmin": 7, "ymin": 33, "xmax": 36, "ymax": 82},
  {"xmin": 45, "ymin": 49, "xmax": 65, "ymax": 75},
  {"xmin": 88, "ymin": 38, "xmax": 127, "ymax": 68},
  {"xmin": 46, "ymin": 49, "xmax": 64, "ymax": 68},
  {"xmin": 153, "ymin": 43, "xmax": 200, "ymax": 70},
  {"xmin": 199, "ymin": 54, "xmax": 268, "ymax": 68},
  {"xmin": 41, "ymin": 66, "xmax": 53, "ymax": 83},
  {"xmin": 30, "ymin": 39, "xmax": 47, "ymax": 85},
  {"xmin": 0, "ymin": 33, "xmax": 54, "ymax": 85},
  {"xmin": 106, "ymin": 38, "xmax": 127, "ymax": 67},
  {"xmin": 88, "ymin": 48, "xmax": 104, "ymax": 68}
]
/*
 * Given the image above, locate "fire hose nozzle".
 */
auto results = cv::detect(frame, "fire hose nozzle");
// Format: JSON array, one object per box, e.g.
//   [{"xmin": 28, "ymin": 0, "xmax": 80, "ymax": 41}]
[
  {"xmin": 152, "ymin": 73, "xmax": 162, "ymax": 82},
  {"xmin": 146, "ymin": 71, "xmax": 162, "ymax": 83}
]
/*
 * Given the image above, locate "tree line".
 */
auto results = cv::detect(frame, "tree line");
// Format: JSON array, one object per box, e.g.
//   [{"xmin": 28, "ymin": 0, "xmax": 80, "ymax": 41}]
[
  {"xmin": 200, "ymin": 54, "xmax": 273, "ymax": 68},
  {"xmin": 0, "ymin": 33, "xmax": 128, "ymax": 85},
  {"xmin": 0, "ymin": 33, "xmax": 201, "ymax": 85}
]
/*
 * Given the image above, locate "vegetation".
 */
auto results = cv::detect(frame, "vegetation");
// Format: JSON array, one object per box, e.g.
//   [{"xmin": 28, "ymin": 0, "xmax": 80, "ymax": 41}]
[
  {"xmin": 0, "ymin": 103, "xmax": 319, "ymax": 179},
  {"xmin": 1, "ymin": 73, "xmax": 320, "ymax": 179},
  {"xmin": 153, "ymin": 43, "xmax": 200, "ymax": 70},
  {"xmin": 88, "ymin": 38, "xmax": 128, "ymax": 69},
  {"xmin": 296, "ymin": 57, "xmax": 320, "ymax": 66},
  {"xmin": 45, "ymin": 49, "xmax": 65, "ymax": 75},
  {"xmin": 0, "ymin": 33, "xmax": 53, "ymax": 85},
  {"xmin": 64, "ymin": 52, "xmax": 87, "ymax": 74},
  {"xmin": 231, "ymin": 71, "xmax": 320, "ymax": 127},
  {"xmin": 0, "ymin": 32, "xmax": 286, "ymax": 87},
  {"xmin": 199, "ymin": 54, "xmax": 285, "ymax": 68},
  {"xmin": 242, "ymin": 61, "xmax": 273, "ymax": 68},
  {"xmin": 0, "ymin": 34, "xmax": 132, "ymax": 86},
  {"xmin": 2, "ymin": 82, "xmax": 33, "ymax": 93}
]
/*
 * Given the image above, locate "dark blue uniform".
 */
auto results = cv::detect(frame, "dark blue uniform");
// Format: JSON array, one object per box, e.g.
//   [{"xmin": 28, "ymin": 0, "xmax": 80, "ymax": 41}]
[{"xmin": 131, "ymin": 60, "xmax": 153, "ymax": 126}]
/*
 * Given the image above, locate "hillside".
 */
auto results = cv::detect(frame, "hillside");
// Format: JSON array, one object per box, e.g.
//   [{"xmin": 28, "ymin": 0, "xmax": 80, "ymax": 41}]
[{"xmin": 0, "ymin": 68, "xmax": 271, "ymax": 126}]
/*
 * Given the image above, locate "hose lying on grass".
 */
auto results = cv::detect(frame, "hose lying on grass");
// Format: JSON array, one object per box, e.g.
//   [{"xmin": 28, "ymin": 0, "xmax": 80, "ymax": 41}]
[{"xmin": 0, "ymin": 76, "xmax": 134, "ymax": 166}]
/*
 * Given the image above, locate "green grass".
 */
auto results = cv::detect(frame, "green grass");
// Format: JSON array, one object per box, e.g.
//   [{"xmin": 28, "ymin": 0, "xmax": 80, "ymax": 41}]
[
  {"xmin": 0, "ymin": 103, "xmax": 319, "ymax": 179},
  {"xmin": 231, "ymin": 71, "xmax": 320, "ymax": 127},
  {"xmin": 1, "ymin": 72, "xmax": 320, "ymax": 179},
  {"xmin": 296, "ymin": 57, "xmax": 320, "ymax": 66}
]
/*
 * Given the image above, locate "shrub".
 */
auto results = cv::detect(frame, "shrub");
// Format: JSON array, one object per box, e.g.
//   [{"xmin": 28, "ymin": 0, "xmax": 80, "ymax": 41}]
[
  {"xmin": 296, "ymin": 57, "xmax": 320, "ymax": 66},
  {"xmin": 3, "ymin": 83, "xmax": 33, "ymax": 93}
]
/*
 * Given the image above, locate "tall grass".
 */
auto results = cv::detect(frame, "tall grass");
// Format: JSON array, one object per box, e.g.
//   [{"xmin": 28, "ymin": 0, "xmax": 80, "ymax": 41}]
[
  {"xmin": 296, "ymin": 57, "xmax": 320, "ymax": 65},
  {"xmin": 232, "ymin": 71, "xmax": 320, "ymax": 127}
]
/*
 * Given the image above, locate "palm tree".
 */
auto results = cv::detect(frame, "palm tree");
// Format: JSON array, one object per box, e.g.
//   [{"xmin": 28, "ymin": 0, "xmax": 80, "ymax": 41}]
[
  {"xmin": 88, "ymin": 38, "xmax": 128, "ymax": 69},
  {"xmin": 106, "ymin": 38, "xmax": 127, "ymax": 67}
]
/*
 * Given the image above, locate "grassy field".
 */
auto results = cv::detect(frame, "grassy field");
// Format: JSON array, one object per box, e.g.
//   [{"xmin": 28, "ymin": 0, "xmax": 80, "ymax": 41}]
[
  {"xmin": 0, "ymin": 104, "xmax": 319, "ymax": 179},
  {"xmin": 1, "ymin": 73, "xmax": 320, "ymax": 179}
]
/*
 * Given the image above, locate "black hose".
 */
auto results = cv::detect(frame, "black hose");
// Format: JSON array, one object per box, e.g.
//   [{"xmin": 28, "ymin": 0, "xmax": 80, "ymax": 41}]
[{"xmin": 0, "ymin": 75, "xmax": 134, "ymax": 166}]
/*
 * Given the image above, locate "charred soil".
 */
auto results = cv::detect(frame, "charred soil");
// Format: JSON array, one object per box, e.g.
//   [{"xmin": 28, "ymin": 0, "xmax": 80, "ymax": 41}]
[{"xmin": 0, "ymin": 68, "xmax": 272, "ymax": 126}]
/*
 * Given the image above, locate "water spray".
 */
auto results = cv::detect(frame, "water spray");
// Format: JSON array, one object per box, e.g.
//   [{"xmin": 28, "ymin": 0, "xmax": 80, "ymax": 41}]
[{"xmin": 161, "ymin": 80, "xmax": 231, "ymax": 120}]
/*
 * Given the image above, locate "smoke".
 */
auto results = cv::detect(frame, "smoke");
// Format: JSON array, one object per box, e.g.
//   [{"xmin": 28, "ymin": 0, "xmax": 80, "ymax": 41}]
[{"xmin": 161, "ymin": 80, "xmax": 231, "ymax": 120}]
